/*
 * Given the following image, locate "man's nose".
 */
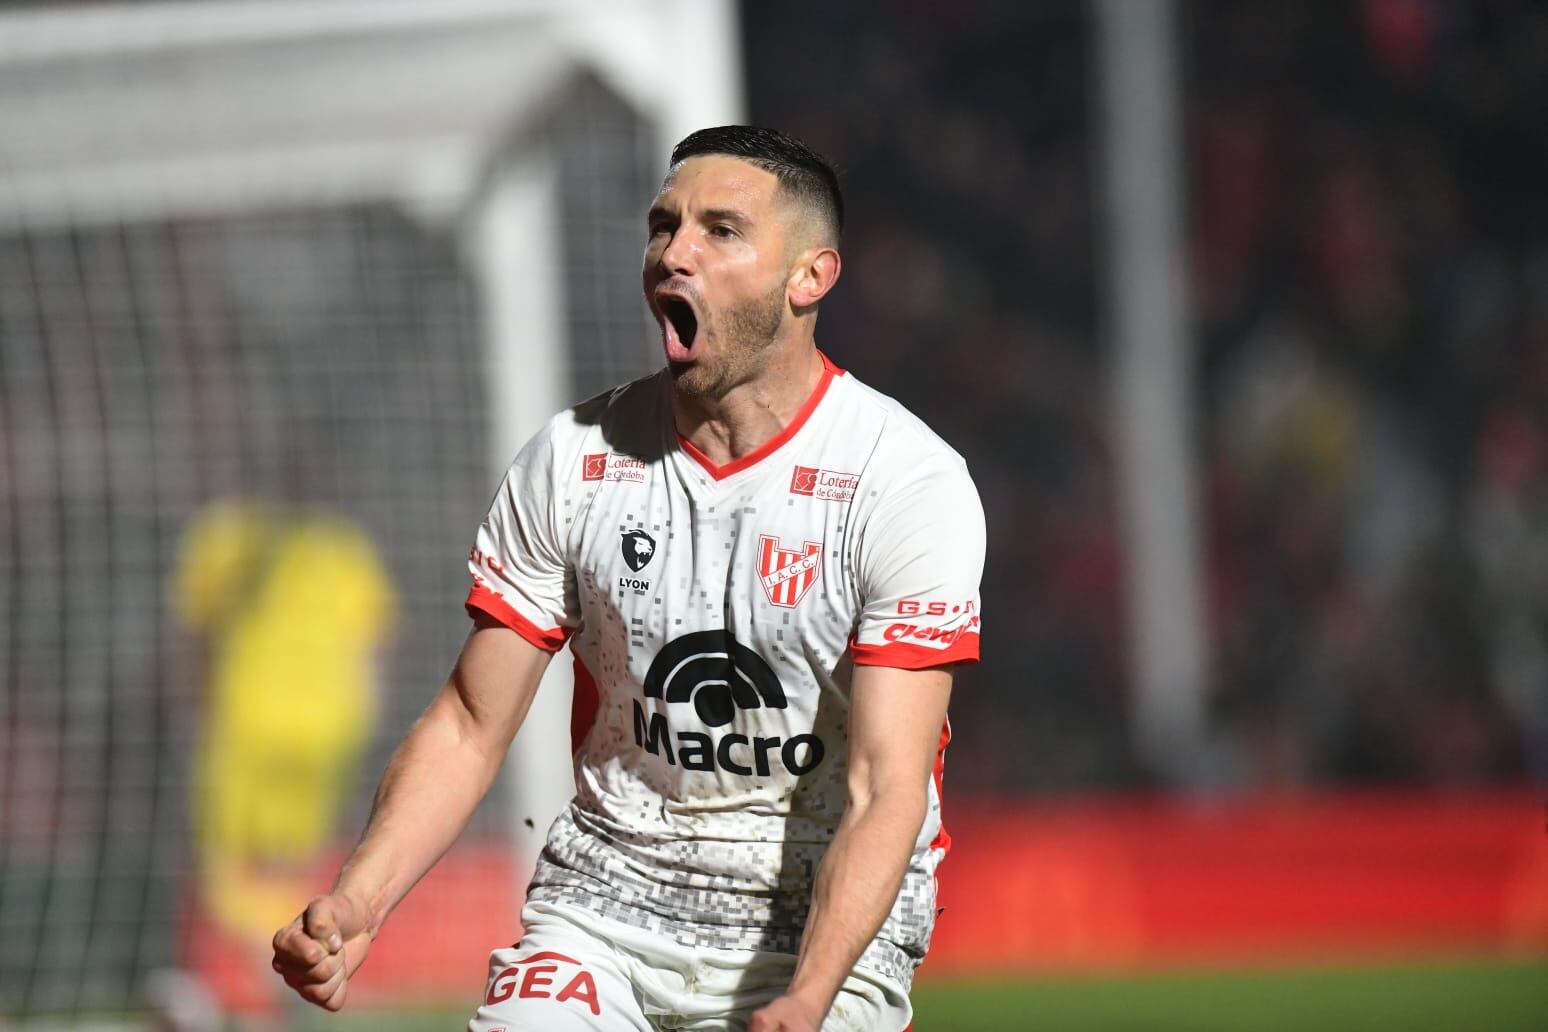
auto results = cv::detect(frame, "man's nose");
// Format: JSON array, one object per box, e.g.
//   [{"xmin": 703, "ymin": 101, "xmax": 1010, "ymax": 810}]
[{"xmin": 659, "ymin": 228, "xmax": 698, "ymax": 276}]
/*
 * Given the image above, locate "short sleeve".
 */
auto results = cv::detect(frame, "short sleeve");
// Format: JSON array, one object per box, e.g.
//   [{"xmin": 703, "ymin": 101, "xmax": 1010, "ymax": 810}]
[
  {"xmin": 464, "ymin": 422, "xmax": 578, "ymax": 651},
  {"xmin": 851, "ymin": 457, "xmax": 985, "ymax": 668}
]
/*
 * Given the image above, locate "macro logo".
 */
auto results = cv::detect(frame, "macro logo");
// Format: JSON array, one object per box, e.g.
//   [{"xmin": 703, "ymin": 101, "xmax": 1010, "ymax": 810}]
[
  {"xmin": 644, "ymin": 629, "xmax": 784, "ymax": 725},
  {"xmin": 633, "ymin": 630, "xmax": 824, "ymax": 776}
]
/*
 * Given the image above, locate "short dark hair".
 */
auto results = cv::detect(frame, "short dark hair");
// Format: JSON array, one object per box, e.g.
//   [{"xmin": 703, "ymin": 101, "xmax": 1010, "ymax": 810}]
[{"xmin": 669, "ymin": 125, "xmax": 843, "ymax": 243}]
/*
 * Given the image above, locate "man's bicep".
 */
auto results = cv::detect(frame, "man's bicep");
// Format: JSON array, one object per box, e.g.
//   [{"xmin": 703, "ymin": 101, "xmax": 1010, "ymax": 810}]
[
  {"xmin": 435, "ymin": 612, "xmax": 557, "ymax": 754},
  {"xmin": 846, "ymin": 663, "xmax": 953, "ymax": 802}
]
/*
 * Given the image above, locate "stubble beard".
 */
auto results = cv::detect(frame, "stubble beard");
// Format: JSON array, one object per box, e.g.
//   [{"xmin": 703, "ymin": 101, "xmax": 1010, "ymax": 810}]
[{"xmin": 671, "ymin": 283, "xmax": 787, "ymax": 400}]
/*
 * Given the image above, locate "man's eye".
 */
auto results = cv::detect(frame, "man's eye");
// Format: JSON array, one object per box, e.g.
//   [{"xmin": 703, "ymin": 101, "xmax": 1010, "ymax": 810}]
[{"xmin": 710, "ymin": 225, "xmax": 736, "ymax": 238}]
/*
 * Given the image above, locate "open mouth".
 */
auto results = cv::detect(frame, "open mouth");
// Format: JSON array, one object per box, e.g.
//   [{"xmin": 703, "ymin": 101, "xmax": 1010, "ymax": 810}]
[{"xmin": 656, "ymin": 291, "xmax": 699, "ymax": 358}]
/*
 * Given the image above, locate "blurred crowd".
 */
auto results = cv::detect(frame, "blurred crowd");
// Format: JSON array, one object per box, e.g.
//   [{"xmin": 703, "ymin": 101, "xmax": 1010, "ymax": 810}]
[{"xmin": 745, "ymin": 0, "xmax": 1548, "ymax": 790}]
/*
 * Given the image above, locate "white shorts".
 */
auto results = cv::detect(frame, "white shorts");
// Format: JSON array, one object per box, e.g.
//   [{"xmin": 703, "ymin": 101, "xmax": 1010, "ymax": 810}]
[{"xmin": 466, "ymin": 899, "xmax": 913, "ymax": 1031}]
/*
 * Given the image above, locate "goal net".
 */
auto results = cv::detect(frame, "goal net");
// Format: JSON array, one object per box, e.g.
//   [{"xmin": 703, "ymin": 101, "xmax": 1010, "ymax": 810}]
[{"xmin": 0, "ymin": 0, "xmax": 741, "ymax": 1020}]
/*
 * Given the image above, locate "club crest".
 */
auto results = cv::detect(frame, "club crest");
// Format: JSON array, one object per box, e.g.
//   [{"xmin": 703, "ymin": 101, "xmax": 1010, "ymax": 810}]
[{"xmin": 757, "ymin": 534, "xmax": 822, "ymax": 608}]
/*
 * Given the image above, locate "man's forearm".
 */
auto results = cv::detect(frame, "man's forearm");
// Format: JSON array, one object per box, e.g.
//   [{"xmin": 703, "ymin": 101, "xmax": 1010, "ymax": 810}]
[
  {"xmin": 331, "ymin": 686, "xmax": 510, "ymax": 935},
  {"xmin": 272, "ymin": 622, "xmax": 550, "ymax": 1010},
  {"xmin": 784, "ymin": 790, "xmax": 925, "ymax": 1017}
]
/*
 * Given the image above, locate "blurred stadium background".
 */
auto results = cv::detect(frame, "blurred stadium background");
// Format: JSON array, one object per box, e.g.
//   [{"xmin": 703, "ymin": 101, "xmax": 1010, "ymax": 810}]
[{"xmin": 1, "ymin": 0, "xmax": 1544, "ymax": 1028}]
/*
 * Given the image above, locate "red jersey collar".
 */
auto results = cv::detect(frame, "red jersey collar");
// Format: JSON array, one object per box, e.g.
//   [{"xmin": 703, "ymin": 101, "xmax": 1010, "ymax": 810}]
[{"xmin": 675, "ymin": 350, "xmax": 845, "ymax": 482}]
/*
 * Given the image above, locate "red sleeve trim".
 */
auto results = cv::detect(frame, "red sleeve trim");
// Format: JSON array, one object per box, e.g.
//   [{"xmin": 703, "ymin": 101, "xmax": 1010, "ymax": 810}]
[
  {"xmin": 850, "ymin": 632, "xmax": 980, "ymax": 669},
  {"xmin": 464, "ymin": 583, "xmax": 571, "ymax": 652}
]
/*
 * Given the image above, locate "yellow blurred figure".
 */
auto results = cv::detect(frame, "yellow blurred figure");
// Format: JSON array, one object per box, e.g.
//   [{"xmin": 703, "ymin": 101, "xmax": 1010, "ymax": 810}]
[{"xmin": 175, "ymin": 499, "xmax": 395, "ymax": 951}]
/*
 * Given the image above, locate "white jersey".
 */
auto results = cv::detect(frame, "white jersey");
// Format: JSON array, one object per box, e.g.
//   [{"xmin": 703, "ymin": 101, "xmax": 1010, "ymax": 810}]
[{"xmin": 465, "ymin": 352, "xmax": 985, "ymax": 989}]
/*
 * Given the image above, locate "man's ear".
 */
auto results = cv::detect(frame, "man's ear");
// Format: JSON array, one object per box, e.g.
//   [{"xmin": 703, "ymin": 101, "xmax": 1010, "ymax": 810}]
[{"xmin": 787, "ymin": 246, "xmax": 842, "ymax": 309}]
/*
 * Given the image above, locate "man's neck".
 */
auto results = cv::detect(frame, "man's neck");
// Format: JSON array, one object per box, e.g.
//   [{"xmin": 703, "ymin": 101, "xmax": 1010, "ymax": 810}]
[{"xmin": 674, "ymin": 342, "xmax": 826, "ymax": 468}]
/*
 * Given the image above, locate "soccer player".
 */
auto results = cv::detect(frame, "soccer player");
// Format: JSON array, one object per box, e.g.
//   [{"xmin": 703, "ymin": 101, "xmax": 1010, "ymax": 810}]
[{"xmin": 271, "ymin": 126, "xmax": 984, "ymax": 1031}]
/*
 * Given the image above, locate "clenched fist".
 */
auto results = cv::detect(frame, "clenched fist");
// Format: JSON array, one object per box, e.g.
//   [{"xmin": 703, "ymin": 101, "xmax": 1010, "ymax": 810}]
[
  {"xmin": 271, "ymin": 893, "xmax": 374, "ymax": 1011},
  {"xmin": 748, "ymin": 994, "xmax": 824, "ymax": 1032}
]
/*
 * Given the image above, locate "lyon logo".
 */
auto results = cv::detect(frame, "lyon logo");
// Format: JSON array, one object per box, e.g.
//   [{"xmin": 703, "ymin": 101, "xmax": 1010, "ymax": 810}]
[
  {"xmin": 757, "ymin": 534, "xmax": 822, "ymax": 608},
  {"xmin": 621, "ymin": 529, "xmax": 656, "ymax": 572}
]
